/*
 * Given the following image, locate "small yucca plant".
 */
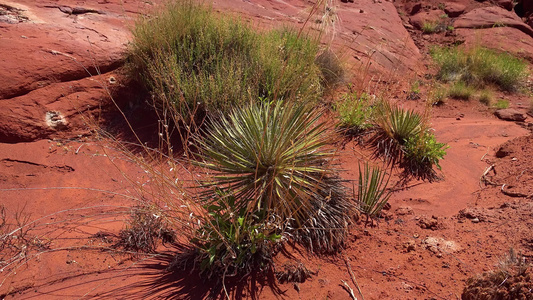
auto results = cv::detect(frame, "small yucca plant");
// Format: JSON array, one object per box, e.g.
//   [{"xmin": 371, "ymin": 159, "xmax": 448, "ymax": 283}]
[
  {"xmin": 196, "ymin": 101, "xmax": 350, "ymax": 252},
  {"xmin": 370, "ymin": 101, "xmax": 423, "ymax": 164},
  {"xmin": 356, "ymin": 163, "xmax": 392, "ymax": 226}
]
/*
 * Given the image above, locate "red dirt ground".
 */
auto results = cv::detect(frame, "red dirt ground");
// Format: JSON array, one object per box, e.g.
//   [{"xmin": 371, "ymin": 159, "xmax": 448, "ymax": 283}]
[{"xmin": 1, "ymin": 0, "xmax": 532, "ymax": 299}]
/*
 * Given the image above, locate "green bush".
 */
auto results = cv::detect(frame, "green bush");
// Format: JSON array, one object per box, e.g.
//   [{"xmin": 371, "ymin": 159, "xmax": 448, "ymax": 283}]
[
  {"xmin": 191, "ymin": 192, "xmax": 281, "ymax": 279},
  {"xmin": 128, "ymin": 0, "xmax": 332, "ymax": 121},
  {"xmin": 494, "ymin": 99, "xmax": 510, "ymax": 109},
  {"xmin": 431, "ymin": 85, "xmax": 448, "ymax": 106},
  {"xmin": 336, "ymin": 91, "xmax": 374, "ymax": 135},
  {"xmin": 430, "ymin": 46, "xmax": 528, "ymax": 92},
  {"xmin": 448, "ymin": 81, "xmax": 475, "ymax": 100},
  {"xmin": 402, "ymin": 131, "xmax": 448, "ymax": 182},
  {"xmin": 196, "ymin": 101, "xmax": 352, "ymax": 253}
]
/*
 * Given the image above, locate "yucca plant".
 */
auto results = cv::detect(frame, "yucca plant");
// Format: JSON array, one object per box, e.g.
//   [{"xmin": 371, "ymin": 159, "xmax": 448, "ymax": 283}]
[
  {"xmin": 196, "ymin": 101, "xmax": 351, "ymax": 252},
  {"xmin": 370, "ymin": 101, "xmax": 423, "ymax": 164},
  {"xmin": 356, "ymin": 163, "xmax": 392, "ymax": 226}
]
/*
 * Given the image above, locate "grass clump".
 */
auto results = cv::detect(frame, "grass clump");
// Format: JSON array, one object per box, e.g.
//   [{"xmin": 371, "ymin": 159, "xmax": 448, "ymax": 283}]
[
  {"xmin": 117, "ymin": 207, "xmax": 176, "ymax": 253},
  {"xmin": 422, "ymin": 21, "xmax": 438, "ymax": 34},
  {"xmin": 430, "ymin": 45, "xmax": 528, "ymax": 92},
  {"xmin": 448, "ymin": 81, "xmax": 475, "ymax": 100},
  {"xmin": 189, "ymin": 192, "xmax": 281, "ymax": 279},
  {"xmin": 478, "ymin": 90, "xmax": 493, "ymax": 105},
  {"xmin": 494, "ymin": 99, "xmax": 510, "ymax": 109},
  {"xmin": 128, "ymin": 0, "xmax": 334, "ymax": 122},
  {"xmin": 336, "ymin": 91, "xmax": 374, "ymax": 136}
]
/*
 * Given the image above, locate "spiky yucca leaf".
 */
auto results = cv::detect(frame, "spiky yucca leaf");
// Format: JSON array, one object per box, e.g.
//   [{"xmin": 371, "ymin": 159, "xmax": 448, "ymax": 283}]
[
  {"xmin": 196, "ymin": 102, "xmax": 342, "ymax": 226},
  {"xmin": 370, "ymin": 101, "xmax": 423, "ymax": 164},
  {"xmin": 357, "ymin": 163, "xmax": 392, "ymax": 225}
]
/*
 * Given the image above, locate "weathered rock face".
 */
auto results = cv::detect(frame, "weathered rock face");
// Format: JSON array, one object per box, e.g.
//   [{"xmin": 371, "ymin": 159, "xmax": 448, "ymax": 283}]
[
  {"xmin": 453, "ymin": 5, "xmax": 533, "ymax": 62},
  {"xmin": 454, "ymin": 6, "xmax": 533, "ymax": 38},
  {"xmin": 212, "ymin": 0, "xmax": 422, "ymax": 83},
  {"xmin": 444, "ymin": 2, "xmax": 466, "ymax": 17},
  {"xmin": 0, "ymin": 0, "xmax": 153, "ymax": 143},
  {"xmin": 410, "ymin": 9, "xmax": 446, "ymax": 29},
  {"xmin": 493, "ymin": 0, "xmax": 514, "ymax": 11},
  {"xmin": 495, "ymin": 108, "xmax": 528, "ymax": 122},
  {"xmin": 0, "ymin": 0, "xmax": 422, "ymax": 143}
]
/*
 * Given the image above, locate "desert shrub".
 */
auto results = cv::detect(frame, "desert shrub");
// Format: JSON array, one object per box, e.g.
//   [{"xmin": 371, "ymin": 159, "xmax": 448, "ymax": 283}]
[
  {"xmin": 462, "ymin": 249, "xmax": 532, "ymax": 300},
  {"xmin": 478, "ymin": 90, "xmax": 492, "ymax": 106},
  {"xmin": 128, "ymin": 0, "xmax": 333, "ymax": 122},
  {"xmin": 196, "ymin": 101, "xmax": 352, "ymax": 253},
  {"xmin": 117, "ymin": 207, "xmax": 176, "ymax": 253},
  {"xmin": 370, "ymin": 101, "xmax": 424, "ymax": 164},
  {"xmin": 430, "ymin": 45, "xmax": 528, "ymax": 92},
  {"xmin": 494, "ymin": 99, "xmax": 510, "ymax": 109},
  {"xmin": 336, "ymin": 91, "xmax": 374, "ymax": 135},
  {"xmin": 431, "ymin": 85, "xmax": 448, "ymax": 106},
  {"xmin": 356, "ymin": 163, "xmax": 392, "ymax": 225},
  {"xmin": 315, "ymin": 49, "xmax": 345, "ymax": 90},
  {"xmin": 448, "ymin": 81, "xmax": 475, "ymax": 100},
  {"xmin": 422, "ymin": 21, "xmax": 438, "ymax": 34},
  {"xmin": 402, "ymin": 131, "xmax": 448, "ymax": 182},
  {"xmin": 189, "ymin": 192, "xmax": 281, "ymax": 279}
]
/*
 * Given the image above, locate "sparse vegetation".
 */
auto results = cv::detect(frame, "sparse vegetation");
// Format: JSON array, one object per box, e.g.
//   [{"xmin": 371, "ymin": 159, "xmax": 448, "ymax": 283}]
[
  {"xmin": 448, "ymin": 81, "xmax": 475, "ymax": 100},
  {"xmin": 117, "ymin": 206, "xmax": 176, "ymax": 253},
  {"xmin": 422, "ymin": 21, "xmax": 438, "ymax": 34},
  {"xmin": 336, "ymin": 91, "xmax": 374, "ymax": 135},
  {"xmin": 494, "ymin": 99, "xmax": 510, "ymax": 109},
  {"xmin": 478, "ymin": 90, "xmax": 493, "ymax": 106},
  {"xmin": 430, "ymin": 45, "xmax": 528, "ymax": 92},
  {"xmin": 407, "ymin": 80, "xmax": 421, "ymax": 100},
  {"xmin": 431, "ymin": 85, "xmax": 448, "ymax": 106}
]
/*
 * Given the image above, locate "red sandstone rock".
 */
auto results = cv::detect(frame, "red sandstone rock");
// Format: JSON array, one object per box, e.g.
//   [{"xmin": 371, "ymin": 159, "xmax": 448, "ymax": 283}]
[
  {"xmin": 495, "ymin": 108, "xmax": 527, "ymax": 122},
  {"xmin": 493, "ymin": 0, "xmax": 514, "ymax": 10},
  {"xmin": 444, "ymin": 2, "xmax": 466, "ymax": 17},
  {"xmin": 410, "ymin": 9, "xmax": 447, "ymax": 29},
  {"xmin": 454, "ymin": 6, "xmax": 533, "ymax": 38}
]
